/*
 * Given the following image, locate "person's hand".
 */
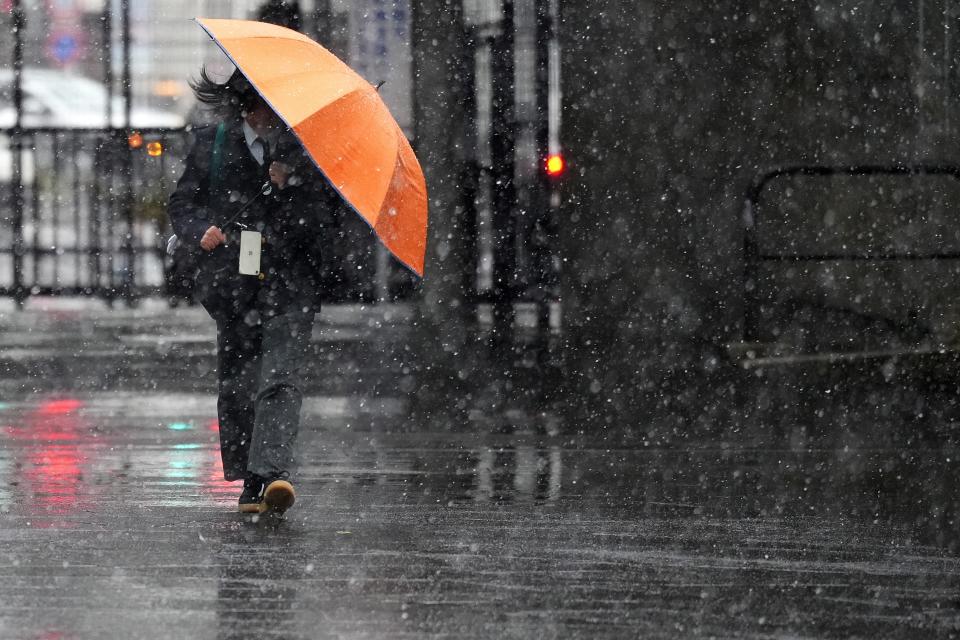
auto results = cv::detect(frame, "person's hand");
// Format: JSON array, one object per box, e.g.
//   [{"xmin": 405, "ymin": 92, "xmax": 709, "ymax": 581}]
[
  {"xmin": 200, "ymin": 226, "xmax": 225, "ymax": 252},
  {"xmin": 269, "ymin": 161, "xmax": 292, "ymax": 189}
]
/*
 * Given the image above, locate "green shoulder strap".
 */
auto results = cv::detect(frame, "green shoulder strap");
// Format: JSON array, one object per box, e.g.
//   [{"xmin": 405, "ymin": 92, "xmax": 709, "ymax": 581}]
[{"xmin": 209, "ymin": 121, "xmax": 226, "ymax": 195}]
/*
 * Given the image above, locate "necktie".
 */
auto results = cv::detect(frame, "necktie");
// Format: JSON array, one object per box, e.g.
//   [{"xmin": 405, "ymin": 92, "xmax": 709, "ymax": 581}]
[{"xmin": 257, "ymin": 137, "xmax": 272, "ymax": 169}]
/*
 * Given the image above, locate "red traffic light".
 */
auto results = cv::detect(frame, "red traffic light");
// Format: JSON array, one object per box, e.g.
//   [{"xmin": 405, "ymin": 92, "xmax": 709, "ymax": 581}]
[{"xmin": 545, "ymin": 153, "xmax": 565, "ymax": 177}]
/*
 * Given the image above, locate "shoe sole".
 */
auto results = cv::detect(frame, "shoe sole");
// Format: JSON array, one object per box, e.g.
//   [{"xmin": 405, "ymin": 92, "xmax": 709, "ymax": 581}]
[{"xmin": 261, "ymin": 480, "xmax": 295, "ymax": 514}]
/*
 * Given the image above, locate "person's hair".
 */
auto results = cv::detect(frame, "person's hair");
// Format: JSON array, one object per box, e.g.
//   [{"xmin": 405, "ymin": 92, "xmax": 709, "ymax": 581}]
[
  {"xmin": 256, "ymin": 0, "xmax": 302, "ymax": 32},
  {"xmin": 189, "ymin": 67, "xmax": 262, "ymax": 121}
]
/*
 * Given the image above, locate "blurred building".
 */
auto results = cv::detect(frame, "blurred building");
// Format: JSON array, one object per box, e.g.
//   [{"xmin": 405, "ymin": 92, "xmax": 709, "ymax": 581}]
[
  {"xmin": 134, "ymin": 0, "xmax": 401, "ymax": 121},
  {"xmin": 134, "ymin": 0, "xmax": 264, "ymax": 107},
  {"xmin": 0, "ymin": 1, "xmax": 373, "ymax": 118}
]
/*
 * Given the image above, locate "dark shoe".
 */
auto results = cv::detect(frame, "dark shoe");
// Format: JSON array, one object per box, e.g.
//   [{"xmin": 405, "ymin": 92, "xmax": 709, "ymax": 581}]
[
  {"xmin": 261, "ymin": 478, "xmax": 295, "ymax": 514},
  {"xmin": 238, "ymin": 476, "xmax": 264, "ymax": 514}
]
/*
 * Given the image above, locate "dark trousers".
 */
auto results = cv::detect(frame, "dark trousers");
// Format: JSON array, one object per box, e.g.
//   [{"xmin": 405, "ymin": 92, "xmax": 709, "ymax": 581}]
[{"xmin": 209, "ymin": 306, "xmax": 314, "ymax": 481}]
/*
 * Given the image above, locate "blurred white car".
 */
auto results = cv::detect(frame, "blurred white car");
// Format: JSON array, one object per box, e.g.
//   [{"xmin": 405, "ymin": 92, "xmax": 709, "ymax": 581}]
[
  {"xmin": 0, "ymin": 68, "xmax": 185, "ymax": 129},
  {"xmin": 0, "ymin": 68, "xmax": 184, "ymax": 184}
]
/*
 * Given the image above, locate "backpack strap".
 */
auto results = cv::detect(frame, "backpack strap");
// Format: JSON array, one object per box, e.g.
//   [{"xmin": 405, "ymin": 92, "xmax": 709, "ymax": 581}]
[{"xmin": 209, "ymin": 121, "xmax": 226, "ymax": 195}]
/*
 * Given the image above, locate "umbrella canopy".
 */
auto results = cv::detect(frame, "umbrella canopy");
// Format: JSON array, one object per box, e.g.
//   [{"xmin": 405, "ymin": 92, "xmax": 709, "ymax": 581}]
[{"xmin": 195, "ymin": 18, "xmax": 428, "ymax": 276}]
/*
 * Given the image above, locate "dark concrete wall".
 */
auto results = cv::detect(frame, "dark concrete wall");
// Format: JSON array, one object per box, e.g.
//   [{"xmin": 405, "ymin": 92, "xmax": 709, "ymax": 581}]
[{"xmin": 559, "ymin": 2, "xmax": 960, "ymax": 407}]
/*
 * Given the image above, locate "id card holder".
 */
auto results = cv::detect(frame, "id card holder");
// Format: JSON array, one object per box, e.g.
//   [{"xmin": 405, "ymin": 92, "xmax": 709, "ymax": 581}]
[{"xmin": 238, "ymin": 230, "xmax": 262, "ymax": 276}]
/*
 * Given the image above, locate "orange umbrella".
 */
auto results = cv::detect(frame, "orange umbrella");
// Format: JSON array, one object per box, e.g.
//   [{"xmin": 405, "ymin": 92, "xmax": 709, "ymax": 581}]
[{"xmin": 195, "ymin": 18, "xmax": 428, "ymax": 276}]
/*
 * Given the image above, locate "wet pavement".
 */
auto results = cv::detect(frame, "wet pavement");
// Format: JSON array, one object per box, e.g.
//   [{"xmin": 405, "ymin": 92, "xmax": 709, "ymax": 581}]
[{"xmin": 0, "ymin": 299, "xmax": 959, "ymax": 638}]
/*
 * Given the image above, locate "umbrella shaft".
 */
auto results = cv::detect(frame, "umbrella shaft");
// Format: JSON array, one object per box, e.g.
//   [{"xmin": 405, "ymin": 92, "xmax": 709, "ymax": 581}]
[{"xmin": 223, "ymin": 182, "xmax": 271, "ymax": 229}]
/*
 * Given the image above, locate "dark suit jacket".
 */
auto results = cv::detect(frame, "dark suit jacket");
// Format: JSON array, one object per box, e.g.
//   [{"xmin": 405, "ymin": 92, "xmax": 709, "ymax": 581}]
[{"xmin": 167, "ymin": 118, "xmax": 341, "ymax": 316}]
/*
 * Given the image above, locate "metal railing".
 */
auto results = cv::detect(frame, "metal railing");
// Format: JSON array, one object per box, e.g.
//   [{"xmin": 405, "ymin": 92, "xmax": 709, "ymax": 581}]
[
  {"xmin": 741, "ymin": 164, "xmax": 960, "ymax": 342},
  {"xmin": 0, "ymin": 126, "xmax": 188, "ymax": 303},
  {"xmin": 0, "ymin": 125, "xmax": 419, "ymax": 305}
]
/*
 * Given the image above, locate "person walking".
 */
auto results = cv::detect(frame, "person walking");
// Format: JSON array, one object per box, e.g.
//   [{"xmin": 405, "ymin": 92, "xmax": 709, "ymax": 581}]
[{"xmin": 167, "ymin": 68, "xmax": 339, "ymax": 514}]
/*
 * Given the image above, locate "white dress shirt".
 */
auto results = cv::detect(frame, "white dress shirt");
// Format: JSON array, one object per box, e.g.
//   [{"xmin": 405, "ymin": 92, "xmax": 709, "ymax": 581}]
[{"xmin": 241, "ymin": 120, "xmax": 275, "ymax": 166}]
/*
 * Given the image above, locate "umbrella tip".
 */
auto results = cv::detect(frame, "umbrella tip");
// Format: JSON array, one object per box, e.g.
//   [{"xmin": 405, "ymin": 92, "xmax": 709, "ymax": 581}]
[{"xmin": 375, "ymin": 80, "xmax": 386, "ymax": 91}]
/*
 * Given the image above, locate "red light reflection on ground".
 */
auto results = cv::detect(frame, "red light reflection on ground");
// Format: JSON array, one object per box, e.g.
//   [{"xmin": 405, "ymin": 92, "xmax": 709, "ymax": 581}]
[
  {"xmin": 37, "ymin": 398, "xmax": 84, "ymax": 416},
  {"xmin": 205, "ymin": 419, "xmax": 236, "ymax": 501},
  {"xmin": 6, "ymin": 398, "xmax": 90, "ymax": 527}
]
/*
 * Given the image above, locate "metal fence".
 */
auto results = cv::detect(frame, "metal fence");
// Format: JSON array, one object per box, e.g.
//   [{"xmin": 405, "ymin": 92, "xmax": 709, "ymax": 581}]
[
  {"xmin": 0, "ymin": 126, "xmax": 187, "ymax": 303},
  {"xmin": 0, "ymin": 125, "xmax": 419, "ymax": 305}
]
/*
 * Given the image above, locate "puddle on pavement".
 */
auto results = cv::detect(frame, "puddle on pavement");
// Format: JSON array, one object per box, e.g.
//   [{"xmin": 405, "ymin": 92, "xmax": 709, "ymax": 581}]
[{"xmin": 0, "ymin": 392, "xmax": 957, "ymax": 554}]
